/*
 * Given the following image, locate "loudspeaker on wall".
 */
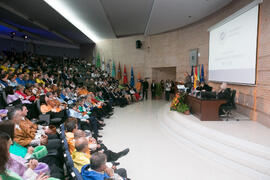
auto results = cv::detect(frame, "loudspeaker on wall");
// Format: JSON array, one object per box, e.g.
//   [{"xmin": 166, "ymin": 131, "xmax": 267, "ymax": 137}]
[{"xmin": 136, "ymin": 40, "xmax": 142, "ymax": 49}]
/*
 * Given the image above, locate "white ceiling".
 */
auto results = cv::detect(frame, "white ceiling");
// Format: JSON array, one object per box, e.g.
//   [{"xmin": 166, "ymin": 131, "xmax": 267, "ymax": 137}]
[
  {"xmin": 0, "ymin": 0, "xmax": 232, "ymax": 44},
  {"xmin": 100, "ymin": 0, "xmax": 154, "ymax": 37},
  {"xmin": 46, "ymin": 0, "xmax": 232, "ymax": 41},
  {"xmin": 146, "ymin": 0, "xmax": 232, "ymax": 35}
]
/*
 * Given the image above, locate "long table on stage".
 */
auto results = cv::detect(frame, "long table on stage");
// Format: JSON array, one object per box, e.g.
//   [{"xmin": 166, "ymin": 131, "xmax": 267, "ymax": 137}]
[{"xmin": 186, "ymin": 95, "xmax": 226, "ymax": 121}]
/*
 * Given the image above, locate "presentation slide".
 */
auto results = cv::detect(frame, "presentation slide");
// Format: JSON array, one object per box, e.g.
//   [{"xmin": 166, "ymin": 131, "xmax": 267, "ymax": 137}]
[{"xmin": 208, "ymin": 5, "xmax": 259, "ymax": 84}]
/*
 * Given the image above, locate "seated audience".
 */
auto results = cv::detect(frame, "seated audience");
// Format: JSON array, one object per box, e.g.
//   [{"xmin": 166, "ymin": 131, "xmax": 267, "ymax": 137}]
[
  {"xmin": 0, "ymin": 49, "xmax": 134, "ymax": 179},
  {"xmin": 81, "ymin": 152, "xmax": 128, "ymax": 180},
  {"xmin": 0, "ymin": 131, "xmax": 50, "ymax": 180},
  {"xmin": 72, "ymin": 137, "xmax": 90, "ymax": 172}
]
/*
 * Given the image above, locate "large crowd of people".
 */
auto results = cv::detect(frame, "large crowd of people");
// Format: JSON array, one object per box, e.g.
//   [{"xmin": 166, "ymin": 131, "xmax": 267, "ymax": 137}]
[{"xmin": 0, "ymin": 50, "xmax": 137, "ymax": 180}]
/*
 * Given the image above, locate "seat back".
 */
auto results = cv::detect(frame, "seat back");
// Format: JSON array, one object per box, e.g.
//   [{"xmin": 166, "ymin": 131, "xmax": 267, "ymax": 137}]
[
  {"xmin": 63, "ymin": 138, "xmax": 69, "ymax": 151},
  {"xmin": 39, "ymin": 114, "xmax": 50, "ymax": 125},
  {"xmin": 71, "ymin": 167, "xmax": 83, "ymax": 180},
  {"xmin": 60, "ymin": 124, "xmax": 65, "ymax": 134},
  {"xmin": 2, "ymin": 90, "xmax": 7, "ymax": 105},
  {"xmin": 65, "ymin": 149, "xmax": 74, "ymax": 170},
  {"xmin": 61, "ymin": 129, "xmax": 66, "ymax": 140},
  {"xmin": 36, "ymin": 99, "xmax": 41, "ymax": 114},
  {"xmin": 231, "ymin": 90, "xmax": 236, "ymax": 109}
]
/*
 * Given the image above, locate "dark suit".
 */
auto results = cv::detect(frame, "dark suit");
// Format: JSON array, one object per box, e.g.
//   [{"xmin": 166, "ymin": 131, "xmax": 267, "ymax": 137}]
[
  {"xmin": 184, "ymin": 75, "xmax": 192, "ymax": 92},
  {"xmin": 142, "ymin": 81, "xmax": 149, "ymax": 100},
  {"xmin": 196, "ymin": 84, "xmax": 212, "ymax": 92},
  {"xmin": 151, "ymin": 83, "xmax": 156, "ymax": 99},
  {"xmin": 217, "ymin": 88, "xmax": 231, "ymax": 115}
]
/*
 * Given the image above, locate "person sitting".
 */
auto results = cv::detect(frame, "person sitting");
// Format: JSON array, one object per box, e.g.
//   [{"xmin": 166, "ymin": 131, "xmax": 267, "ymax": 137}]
[
  {"xmin": 9, "ymin": 105, "xmax": 47, "ymax": 147},
  {"xmin": 217, "ymin": 82, "xmax": 231, "ymax": 115},
  {"xmin": 72, "ymin": 137, "xmax": 90, "ymax": 172},
  {"xmin": 16, "ymin": 73, "xmax": 25, "ymax": 86},
  {"xmin": 0, "ymin": 120, "xmax": 36, "ymax": 159},
  {"xmin": 65, "ymin": 120, "xmax": 79, "ymax": 154},
  {"xmin": 69, "ymin": 103, "xmax": 100, "ymax": 139},
  {"xmin": 0, "ymin": 73, "xmax": 9, "ymax": 88},
  {"xmin": 81, "ymin": 152, "xmax": 128, "ymax": 180},
  {"xmin": 74, "ymin": 129, "xmax": 129, "ymax": 163},
  {"xmin": 39, "ymin": 94, "xmax": 67, "ymax": 123},
  {"xmin": 0, "ymin": 109, "xmax": 8, "ymax": 122},
  {"xmin": 9, "ymin": 105, "xmax": 64, "ymax": 179},
  {"xmin": 196, "ymin": 81, "xmax": 212, "ymax": 92},
  {"xmin": 40, "ymin": 93, "xmax": 62, "ymax": 114},
  {"xmin": 7, "ymin": 74, "xmax": 18, "ymax": 87},
  {"xmin": 0, "ymin": 131, "xmax": 50, "ymax": 180},
  {"xmin": 15, "ymin": 85, "xmax": 32, "ymax": 104}
]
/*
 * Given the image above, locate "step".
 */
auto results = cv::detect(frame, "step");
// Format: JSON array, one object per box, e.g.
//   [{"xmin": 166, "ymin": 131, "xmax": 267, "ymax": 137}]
[{"xmin": 158, "ymin": 104, "xmax": 270, "ymax": 179}]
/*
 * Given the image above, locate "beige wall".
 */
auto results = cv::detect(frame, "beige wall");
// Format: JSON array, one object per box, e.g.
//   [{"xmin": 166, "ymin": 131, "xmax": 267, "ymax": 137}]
[
  {"xmin": 95, "ymin": 35, "xmax": 146, "ymax": 82},
  {"xmin": 95, "ymin": 0, "xmax": 270, "ymax": 127},
  {"xmin": 152, "ymin": 67, "xmax": 176, "ymax": 82}
]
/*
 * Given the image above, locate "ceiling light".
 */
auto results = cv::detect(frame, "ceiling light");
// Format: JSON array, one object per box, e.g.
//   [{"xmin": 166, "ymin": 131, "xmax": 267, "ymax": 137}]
[
  {"xmin": 43, "ymin": 0, "xmax": 101, "ymax": 43},
  {"xmin": 22, "ymin": 35, "xmax": 28, "ymax": 39}
]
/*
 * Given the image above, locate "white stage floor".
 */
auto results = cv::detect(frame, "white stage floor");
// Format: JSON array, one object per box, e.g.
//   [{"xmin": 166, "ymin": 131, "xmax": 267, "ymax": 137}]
[{"xmin": 101, "ymin": 100, "xmax": 270, "ymax": 180}]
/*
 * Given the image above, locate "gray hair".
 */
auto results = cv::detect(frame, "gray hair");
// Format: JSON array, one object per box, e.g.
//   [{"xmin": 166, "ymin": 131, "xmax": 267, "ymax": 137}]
[
  {"xmin": 90, "ymin": 152, "xmax": 107, "ymax": 170},
  {"xmin": 75, "ymin": 137, "xmax": 88, "ymax": 152},
  {"xmin": 7, "ymin": 105, "xmax": 22, "ymax": 120}
]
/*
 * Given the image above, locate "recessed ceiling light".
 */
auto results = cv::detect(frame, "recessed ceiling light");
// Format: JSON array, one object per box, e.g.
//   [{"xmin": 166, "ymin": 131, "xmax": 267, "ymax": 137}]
[
  {"xmin": 43, "ymin": 0, "xmax": 101, "ymax": 43},
  {"xmin": 188, "ymin": 16, "xmax": 192, "ymax": 18}
]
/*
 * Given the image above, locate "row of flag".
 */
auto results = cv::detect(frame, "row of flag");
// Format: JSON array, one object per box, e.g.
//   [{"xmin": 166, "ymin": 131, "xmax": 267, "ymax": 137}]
[
  {"xmin": 191, "ymin": 64, "xmax": 205, "ymax": 89},
  {"xmin": 93, "ymin": 53, "xmax": 135, "ymax": 87},
  {"xmin": 94, "ymin": 52, "xmax": 205, "ymax": 89}
]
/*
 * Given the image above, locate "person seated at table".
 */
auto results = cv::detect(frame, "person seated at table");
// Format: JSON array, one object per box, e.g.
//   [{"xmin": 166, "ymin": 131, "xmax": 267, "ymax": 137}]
[
  {"xmin": 196, "ymin": 81, "xmax": 212, "ymax": 92},
  {"xmin": 217, "ymin": 82, "xmax": 231, "ymax": 115}
]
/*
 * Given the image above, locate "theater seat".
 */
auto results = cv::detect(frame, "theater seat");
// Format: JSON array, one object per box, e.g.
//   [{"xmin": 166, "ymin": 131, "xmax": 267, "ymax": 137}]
[{"xmin": 71, "ymin": 167, "xmax": 83, "ymax": 180}]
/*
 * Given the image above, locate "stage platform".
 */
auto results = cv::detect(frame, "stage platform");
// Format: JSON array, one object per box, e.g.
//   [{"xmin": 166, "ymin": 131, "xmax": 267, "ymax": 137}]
[
  {"xmin": 160, "ymin": 102, "xmax": 270, "ymax": 179},
  {"xmin": 101, "ymin": 100, "xmax": 270, "ymax": 180}
]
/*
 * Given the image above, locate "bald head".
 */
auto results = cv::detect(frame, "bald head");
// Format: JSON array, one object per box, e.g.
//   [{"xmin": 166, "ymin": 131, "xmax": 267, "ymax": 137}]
[
  {"xmin": 75, "ymin": 137, "xmax": 88, "ymax": 152},
  {"xmin": 74, "ymin": 130, "xmax": 86, "ymax": 139}
]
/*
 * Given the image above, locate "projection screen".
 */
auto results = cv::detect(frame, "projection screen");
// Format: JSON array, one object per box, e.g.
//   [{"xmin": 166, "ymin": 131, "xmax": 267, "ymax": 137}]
[{"xmin": 208, "ymin": 3, "xmax": 259, "ymax": 85}]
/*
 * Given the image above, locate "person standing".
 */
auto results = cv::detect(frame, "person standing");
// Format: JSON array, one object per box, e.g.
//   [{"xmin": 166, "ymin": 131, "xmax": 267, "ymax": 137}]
[
  {"xmin": 151, "ymin": 80, "xmax": 156, "ymax": 100},
  {"xmin": 142, "ymin": 78, "xmax": 149, "ymax": 100},
  {"xmin": 184, "ymin": 72, "xmax": 192, "ymax": 93},
  {"xmin": 165, "ymin": 80, "xmax": 171, "ymax": 101},
  {"xmin": 160, "ymin": 80, "xmax": 165, "ymax": 99}
]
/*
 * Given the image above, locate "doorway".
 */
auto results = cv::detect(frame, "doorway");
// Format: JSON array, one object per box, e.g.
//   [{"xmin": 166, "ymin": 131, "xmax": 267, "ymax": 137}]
[{"xmin": 152, "ymin": 67, "xmax": 176, "ymax": 82}]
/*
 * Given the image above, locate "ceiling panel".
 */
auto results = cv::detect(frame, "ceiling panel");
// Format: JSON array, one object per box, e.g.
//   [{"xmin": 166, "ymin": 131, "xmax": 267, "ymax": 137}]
[
  {"xmin": 0, "ymin": 7, "xmax": 66, "ymax": 42},
  {"xmin": 44, "ymin": 0, "xmax": 116, "ymax": 40},
  {"xmin": 0, "ymin": 0, "xmax": 94, "ymax": 44},
  {"xmin": 146, "ymin": 0, "xmax": 232, "ymax": 35},
  {"xmin": 0, "ymin": 0, "xmax": 233, "ymax": 43},
  {"xmin": 100, "ymin": 0, "xmax": 154, "ymax": 37}
]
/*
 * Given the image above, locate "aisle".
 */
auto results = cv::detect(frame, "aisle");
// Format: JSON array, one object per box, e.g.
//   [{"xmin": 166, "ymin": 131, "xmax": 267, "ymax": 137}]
[{"xmin": 101, "ymin": 100, "xmax": 256, "ymax": 180}]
